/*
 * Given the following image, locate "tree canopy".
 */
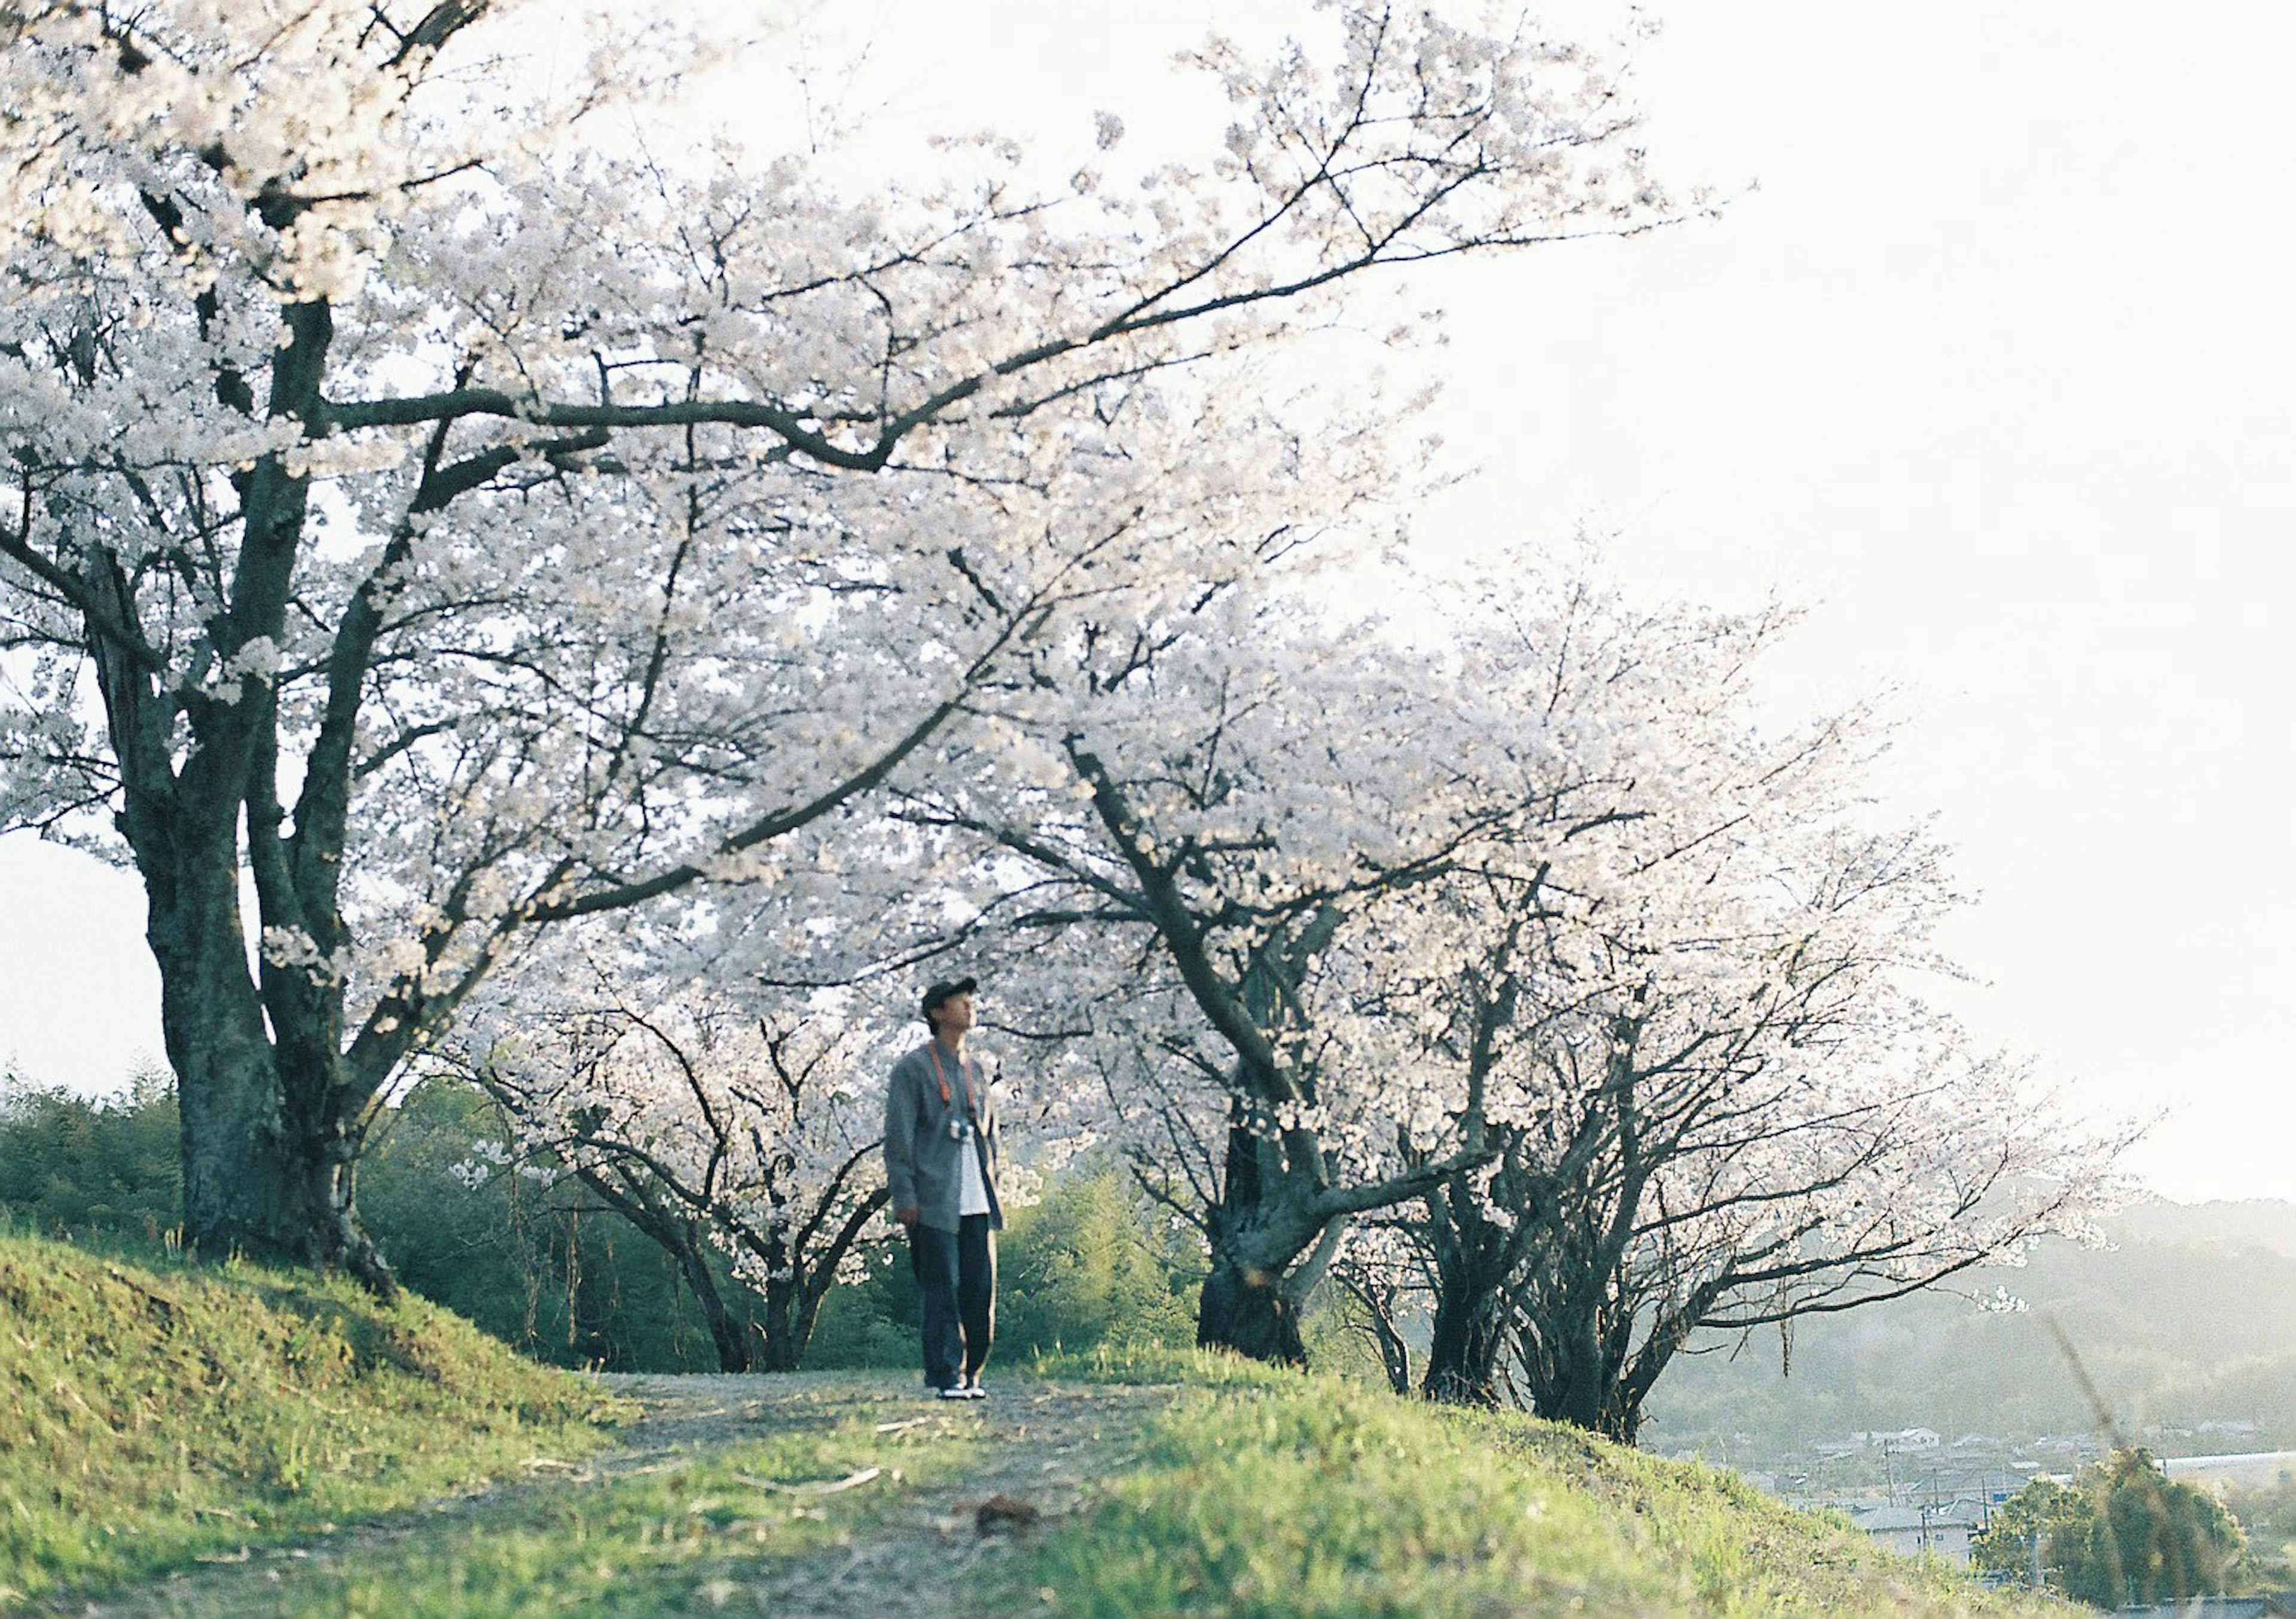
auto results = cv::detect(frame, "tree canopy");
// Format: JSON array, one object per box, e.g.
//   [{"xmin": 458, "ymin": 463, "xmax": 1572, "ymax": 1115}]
[{"xmin": 0, "ymin": 0, "xmax": 1681, "ymax": 1284}]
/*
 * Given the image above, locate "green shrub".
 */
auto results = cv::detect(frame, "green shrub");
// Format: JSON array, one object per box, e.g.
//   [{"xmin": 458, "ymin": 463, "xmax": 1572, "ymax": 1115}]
[
  {"xmin": 1974, "ymin": 1447, "xmax": 2246, "ymax": 1607},
  {"xmin": 0, "ymin": 1068, "xmax": 181, "ymax": 1247},
  {"xmin": 998, "ymin": 1161, "xmax": 1199, "ymax": 1357}
]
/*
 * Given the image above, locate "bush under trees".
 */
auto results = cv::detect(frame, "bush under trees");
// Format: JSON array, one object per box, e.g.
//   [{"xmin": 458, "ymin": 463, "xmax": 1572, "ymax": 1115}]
[
  {"xmin": 0, "ymin": 1068, "xmax": 180, "ymax": 1245},
  {"xmin": 1974, "ymin": 1449, "xmax": 2245, "ymax": 1609},
  {"xmin": 0, "ymin": 1071, "xmax": 1203, "ymax": 1373}
]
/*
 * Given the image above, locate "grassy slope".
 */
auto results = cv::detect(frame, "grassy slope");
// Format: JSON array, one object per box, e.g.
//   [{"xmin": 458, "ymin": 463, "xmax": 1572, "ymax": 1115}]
[
  {"xmin": 1013, "ymin": 1347, "xmax": 2082, "ymax": 1619},
  {"xmin": 1, "ymin": 1244, "xmax": 2084, "ymax": 1618},
  {"xmin": 0, "ymin": 1232, "xmax": 615, "ymax": 1607}
]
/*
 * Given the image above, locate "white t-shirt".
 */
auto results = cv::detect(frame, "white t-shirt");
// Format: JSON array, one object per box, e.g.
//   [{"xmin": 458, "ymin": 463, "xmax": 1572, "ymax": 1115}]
[{"xmin": 957, "ymin": 1123, "xmax": 992, "ymax": 1217}]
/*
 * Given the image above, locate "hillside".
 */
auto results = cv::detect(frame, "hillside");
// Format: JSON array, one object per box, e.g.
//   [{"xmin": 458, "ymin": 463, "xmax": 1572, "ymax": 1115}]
[
  {"xmin": 0, "ymin": 1232, "xmax": 616, "ymax": 1608},
  {"xmin": 1641, "ymin": 1199, "xmax": 2296, "ymax": 1464},
  {"xmin": 0, "ymin": 1239, "xmax": 2078, "ymax": 1618},
  {"xmin": 2115, "ymin": 1195, "xmax": 2296, "ymax": 1257},
  {"xmin": 1004, "ymin": 1351, "xmax": 2080, "ymax": 1619}
]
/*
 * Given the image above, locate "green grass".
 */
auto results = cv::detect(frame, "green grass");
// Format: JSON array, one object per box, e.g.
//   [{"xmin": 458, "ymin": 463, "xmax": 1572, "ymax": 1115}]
[
  {"xmin": 1032, "ymin": 1339, "xmax": 1307, "ymax": 1389},
  {"xmin": 1000, "ymin": 1359, "xmax": 2083, "ymax": 1619},
  {"xmin": 0, "ymin": 1232, "xmax": 615, "ymax": 1607},
  {"xmin": 2, "ymin": 1241, "xmax": 2093, "ymax": 1618}
]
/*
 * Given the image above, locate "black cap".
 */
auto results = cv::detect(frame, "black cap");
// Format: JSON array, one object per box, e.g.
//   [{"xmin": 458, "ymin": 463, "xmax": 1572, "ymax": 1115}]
[{"xmin": 920, "ymin": 976, "xmax": 978, "ymax": 1024}]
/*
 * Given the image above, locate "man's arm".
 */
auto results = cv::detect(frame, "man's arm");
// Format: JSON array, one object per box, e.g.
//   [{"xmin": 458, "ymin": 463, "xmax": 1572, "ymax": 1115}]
[
  {"xmin": 883, "ymin": 1053, "xmax": 920, "ymax": 1227},
  {"xmin": 978, "ymin": 1055, "xmax": 1000, "ymax": 1188}
]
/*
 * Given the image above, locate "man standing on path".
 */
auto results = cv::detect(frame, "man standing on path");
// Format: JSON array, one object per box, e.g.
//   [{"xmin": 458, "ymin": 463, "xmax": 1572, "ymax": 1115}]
[{"xmin": 884, "ymin": 976, "xmax": 1003, "ymax": 1400}]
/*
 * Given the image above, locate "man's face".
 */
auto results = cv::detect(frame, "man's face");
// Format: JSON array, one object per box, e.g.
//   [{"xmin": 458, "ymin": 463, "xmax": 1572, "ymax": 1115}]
[{"xmin": 932, "ymin": 991, "xmax": 974, "ymax": 1040}]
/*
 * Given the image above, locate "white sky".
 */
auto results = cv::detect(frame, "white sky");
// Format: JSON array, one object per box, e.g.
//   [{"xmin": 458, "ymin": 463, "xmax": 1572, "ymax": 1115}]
[{"xmin": 2, "ymin": 0, "xmax": 2291, "ymax": 1203}]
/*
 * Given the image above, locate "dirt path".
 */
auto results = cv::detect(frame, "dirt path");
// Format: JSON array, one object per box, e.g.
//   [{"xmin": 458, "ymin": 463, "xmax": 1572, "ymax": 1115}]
[
  {"xmin": 609, "ymin": 1373, "xmax": 1171, "ymax": 1619},
  {"xmin": 31, "ymin": 1373, "xmax": 1169, "ymax": 1619}
]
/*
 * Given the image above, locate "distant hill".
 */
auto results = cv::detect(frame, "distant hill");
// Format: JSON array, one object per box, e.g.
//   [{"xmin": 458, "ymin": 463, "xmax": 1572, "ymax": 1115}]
[
  {"xmin": 1643, "ymin": 1198, "xmax": 2296, "ymax": 1459},
  {"xmin": 2113, "ymin": 1195, "xmax": 2296, "ymax": 1257}
]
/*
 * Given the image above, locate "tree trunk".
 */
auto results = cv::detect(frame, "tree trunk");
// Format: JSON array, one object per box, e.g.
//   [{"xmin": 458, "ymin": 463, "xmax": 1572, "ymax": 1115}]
[
  {"xmin": 675, "ymin": 1230, "xmax": 755, "ymax": 1373},
  {"xmin": 1194, "ymin": 1110, "xmax": 1321, "ymax": 1364},
  {"xmin": 1421, "ymin": 1279, "xmax": 1508, "ymax": 1407},
  {"xmin": 1196, "ymin": 1253, "xmax": 1306, "ymax": 1364},
  {"xmin": 1418, "ymin": 1190, "xmax": 1517, "ymax": 1407},
  {"xmin": 757, "ymin": 1275, "xmax": 808, "ymax": 1373},
  {"xmin": 148, "ymin": 818, "xmax": 392, "ymax": 1291},
  {"xmin": 1523, "ymin": 1302, "xmax": 1639, "ymax": 1442},
  {"xmin": 165, "ymin": 970, "xmax": 387, "ymax": 1290},
  {"xmin": 753, "ymin": 1230, "xmax": 807, "ymax": 1373}
]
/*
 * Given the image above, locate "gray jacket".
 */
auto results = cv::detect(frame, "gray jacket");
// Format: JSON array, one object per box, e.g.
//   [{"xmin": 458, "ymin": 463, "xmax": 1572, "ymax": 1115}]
[{"xmin": 883, "ymin": 1040, "xmax": 1003, "ymax": 1234}]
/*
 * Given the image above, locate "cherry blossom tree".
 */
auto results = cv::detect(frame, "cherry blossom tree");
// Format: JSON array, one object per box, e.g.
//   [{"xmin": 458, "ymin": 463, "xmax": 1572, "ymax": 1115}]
[
  {"xmin": 788, "ymin": 554, "xmax": 1778, "ymax": 1366},
  {"xmin": 448, "ymin": 939, "xmax": 893, "ymax": 1373},
  {"xmin": 884, "ymin": 536, "xmax": 2134, "ymax": 1386},
  {"xmin": 1329, "ymin": 564, "xmax": 2134, "ymax": 1437},
  {"xmin": 0, "ymin": 0, "xmax": 1684, "ymax": 1284},
  {"xmin": 883, "ymin": 572, "xmax": 1602, "ymax": 1360}
]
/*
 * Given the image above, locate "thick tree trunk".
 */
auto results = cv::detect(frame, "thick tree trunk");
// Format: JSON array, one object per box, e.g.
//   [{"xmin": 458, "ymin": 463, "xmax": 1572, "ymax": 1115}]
[
  {"xmin": 1196, "ymin": 1254, "xmax": 1306, "ymax": 1364},
  {"xmin": 754, "ymin": 1231, "xmax": 807, "ymax": 1373},
  {"xmin": 757, "ymin": 1277, "xmax": 809, "ymax": 1373},
  {"xmin": 677, "ymin": 1233, "xmax": 756, "ymax": 1374},
  {"xmin": 1418, "ymin": 1190, "xmax": 1517, "ymax": 1407},
  {"xmin": 171, "ymin": 1030, "xmax": 389, "ymax": 1290},
  {"xmin": 1536, "ymin": 1379, "xmax": 1641, "ymax": 1444},
  {"xmin": 1522, "ymin": 1302, "xmax": 1641, "ymax": 1443},
  {"xmin": 1194, "ymin": 1109, "xmax": 1321, "ymax": 1365},
  {"xmin": 1421, "ymin": 1280, "xmax": 1508, "ymax": 1407},
  {"xmin": 148, "ymin": 817, "xmax": 392, "ymax": 1291}
]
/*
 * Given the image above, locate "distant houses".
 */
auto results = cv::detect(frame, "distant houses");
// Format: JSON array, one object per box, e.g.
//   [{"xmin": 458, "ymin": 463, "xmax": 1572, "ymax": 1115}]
[
  {"xmin": 1837, "ymin": 1499, "xmax": 1986, "ymax": 1564},
  {"xmin": 1873, "ymin": 1426, "xmax": 1941, "ymax": 1453}
]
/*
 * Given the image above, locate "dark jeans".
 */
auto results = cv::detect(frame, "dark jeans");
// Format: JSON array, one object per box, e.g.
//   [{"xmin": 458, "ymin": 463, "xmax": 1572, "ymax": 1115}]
[{"xmin": 911, "ymin": 1214, "xmax": 996, "ymax": 1388}]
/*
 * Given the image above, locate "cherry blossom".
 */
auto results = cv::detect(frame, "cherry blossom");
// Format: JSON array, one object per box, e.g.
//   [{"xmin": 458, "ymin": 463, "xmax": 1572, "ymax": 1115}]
[{"xmin": 0, "ymin": 0, "xmax": 1678, "ymax": 1283}]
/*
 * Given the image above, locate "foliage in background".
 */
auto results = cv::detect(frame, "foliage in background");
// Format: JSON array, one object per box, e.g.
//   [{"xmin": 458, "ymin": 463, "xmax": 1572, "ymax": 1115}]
[
  {"xmin": 999, "ymin": 1159, "xmax": 1201, "ymax": 1358},
  {"xmin": 805, "ymin": 1159, "xmax": 1202, "ymax": 1372},
  {"xmin": 0, "ymin": 1068, "xmax": 181, "ymax": 1245},
  {"xmin": 0, "ymin": 1230, "xmax": 612, "ymax": 1608},
  {"xmin": 2223, "ymin": 1476, "xmax": 2296, "ymax": 1594},
  {"xmin": 1973, "ymin": 1449, "xmax": 2245, "ymax": 1609},
  {"xmin": 359, "ymin": 1075, "xmax": 746, "ymax": 1372}
]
